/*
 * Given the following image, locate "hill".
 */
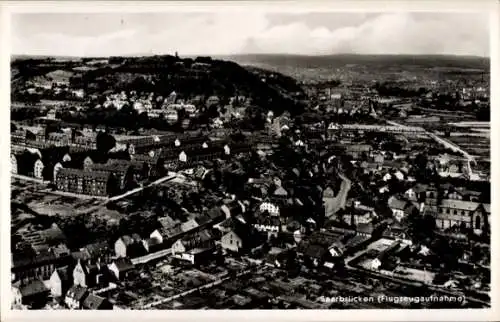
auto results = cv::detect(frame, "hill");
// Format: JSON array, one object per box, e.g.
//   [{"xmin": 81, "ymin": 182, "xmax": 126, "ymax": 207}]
[{"xmin": 12, "ymin": 55, "xmax": 307, "ymax": 115}]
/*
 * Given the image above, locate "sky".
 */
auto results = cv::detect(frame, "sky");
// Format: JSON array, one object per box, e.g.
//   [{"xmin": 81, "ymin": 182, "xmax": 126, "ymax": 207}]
[{"xmin": 11, "ymin": 12, "xmax": 490, "ymax": 57}]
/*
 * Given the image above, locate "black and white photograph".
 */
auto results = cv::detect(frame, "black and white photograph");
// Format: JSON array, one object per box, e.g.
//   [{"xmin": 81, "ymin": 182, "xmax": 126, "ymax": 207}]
[{"xmin": 2, "ymin": 1, "xmax": 498, "ymax": 320}]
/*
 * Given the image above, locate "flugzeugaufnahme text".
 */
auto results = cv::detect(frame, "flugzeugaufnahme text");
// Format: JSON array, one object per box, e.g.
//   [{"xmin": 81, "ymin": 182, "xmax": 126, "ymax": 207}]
[{"xmin": 318, "ymin": 295, "xmax": 465, "ymax": 304}]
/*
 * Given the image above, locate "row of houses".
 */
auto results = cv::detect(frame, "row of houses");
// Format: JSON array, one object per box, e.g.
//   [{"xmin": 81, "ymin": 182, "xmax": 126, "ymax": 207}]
[
  {"xmin": 112, "ymin": 198, "xmax": 297, "ymax": 266},
  {"xmin": 12, "ymin": 127, "xmax": 97, "ymax": 151},
  {"xmin": 11, "ymin": 147, "xmax": 149, "ymax": 196},
  {"xmin": 11, "ymin": 138, "xmax": 252, "ymax": 197},
  {"xmin": 11, "ymin": 255, "xmax": 136, "ymax": 309}
]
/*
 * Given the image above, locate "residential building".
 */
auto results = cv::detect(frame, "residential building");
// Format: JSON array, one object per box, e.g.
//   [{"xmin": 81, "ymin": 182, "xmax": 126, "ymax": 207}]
[
  {"xmin": 73, "ymin": 259, "xmax": 100, "ymax": 288},
  {"xmin": 48, "ymin": 266, "xmax": 71, "ymax": 298},
  {"xmin": 219, "ymin": 224, "xmax": 260, "ymax": 254},
  {"xmin": 221, "ymin": 200, "xmax": 246, "ymax": 218},
  {"xmin": 259, "ymin": 201, "xmax": 280, "ymax": 216},
  {"xmin": 341, "ymin": 206, "xmax": 377, "ymax": 226},
  {"xmin": 149, "ymin": 225, "xmax": 184, "ymax": 246},
  {"xmin": 322, "ymin": 186, "xmax": 337, "ymax": 218},
  {"xmin": 89, "ymin": 162, "xmax": 134, "ymax": 191},
  {"xmin": 72, "ymin": 241, "xmax": 112, "ymax": 264},
  {"xmin": 64, "ymin": 285, "xmax": 88, "ymax": 309},
  {"xmin": 83, "ymin": 156, "xmax": 94, "ymax": 171},
  {"xmin": 11, "ymin": 280, "xmax": 50, "ymax": 308},
  {"xmin": 108, "ymin": 258, "xmax": 135, "ymax": 280},
  {"xmin": 53, "ymin": 162, "xmax": 63, "ymax": 182},
  {"xmin": 345, "ymin": 144, "xmax": 372, "ymax": 159},
  {"xmin": 356, "ymin": 222, "xmax": 375, "ymax": 237},
  {"xmin": 82, "ymin": 294, "xmax": 113, "ymax": 310},
  {"xmin": 114, "ymin": 234, "xmax": 145, "ymax": 258},
  {"xmin": 171, "ymin": 229, "xmax": 217, "ymax": 265},
  {"xmin": 11, "ymin": 154, "xmax": 18, "ymax": 174},
  {"xmin": 297, "ymin": 231, "xmax": 346, "ymax": 268},
  {"xmin": 253, "ymin": 216, "xmax": 281, "ymax": 236},
  {"xmin": 55, "ymin": 168, "xmax": 113, "ymax": 197},
  {"xmin": 33, "ymin": 159, "xmax": 44, "ymax": 179},
  {"xmin": 12, "ymin": 249, "xmax": 70, "ymax": 284},
  {"xmin": 370, "ymin": 240, "xmax": 401, "ymax": 271},
  {"xmin": 388, "ymin": 197, "xmax": 418, "ymax": 222}
]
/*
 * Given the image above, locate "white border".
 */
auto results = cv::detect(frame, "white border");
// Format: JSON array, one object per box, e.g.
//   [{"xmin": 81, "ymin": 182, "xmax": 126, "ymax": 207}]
[{"xmin": 1, "ymin": 1, "xmax": 499, "ymax": 321}]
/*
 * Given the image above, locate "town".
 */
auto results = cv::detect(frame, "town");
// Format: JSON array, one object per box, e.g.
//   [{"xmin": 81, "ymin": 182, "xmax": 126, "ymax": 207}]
[{"xmin": 10, "ymin": 52, "xmax": 490, "ymax": 310}]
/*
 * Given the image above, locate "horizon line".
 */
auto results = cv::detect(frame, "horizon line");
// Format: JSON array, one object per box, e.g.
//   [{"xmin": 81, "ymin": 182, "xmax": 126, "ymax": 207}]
[{"xmin": 11, "ymin": 52, "xmax": 491, "ymax": 60}]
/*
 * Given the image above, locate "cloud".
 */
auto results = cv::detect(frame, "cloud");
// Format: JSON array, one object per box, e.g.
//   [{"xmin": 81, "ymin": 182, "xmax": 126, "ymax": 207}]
[
  {"xmin": 14, "ymin": 28, "xmax": 140, "ymax": 56},
  {"xmin": 11, "ymin": 12, "xmax": 489, "ymax": 57},
  {"xmin": 245, "ymin": 13, "xmax": 489, "ymax": 56}
]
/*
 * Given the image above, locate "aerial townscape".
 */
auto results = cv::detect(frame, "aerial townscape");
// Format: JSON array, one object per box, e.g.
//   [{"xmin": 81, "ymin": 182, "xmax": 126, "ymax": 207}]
[{"xmin": 10, "ymin": 50, "xmax": 490, "ymax": 310}]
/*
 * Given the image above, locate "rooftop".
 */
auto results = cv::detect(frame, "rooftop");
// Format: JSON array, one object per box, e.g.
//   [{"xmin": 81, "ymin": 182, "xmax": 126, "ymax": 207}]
[
  {"xmin": 440, "ymin": 199, "xmax": 489, "ymax": 212},
  {"xmin": 57, "ymin": 168, "xmax": 111, "ymax": 181}
]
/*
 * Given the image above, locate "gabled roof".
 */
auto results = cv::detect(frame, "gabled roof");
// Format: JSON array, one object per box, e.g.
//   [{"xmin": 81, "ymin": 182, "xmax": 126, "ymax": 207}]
[
  {"xmin": 14, "ymin": 280, "xmax": 48, "ymax": 297},
  {"xmin": 112, "ymin": 258, "xmax": 135, "ymax": 272},
  {"xmin": 161, "ymin": 225, "xmax": 183, "ymax": 239},
  {"xmin": 306, "ymin": 231, "xmax": 343, "ymax": 247},
  {"xmin": 220, "ymin": 217, "xmax": 237, "ymax": 229},
  {"xmin": 195, "ymin": 213, "xmax": 212, "ymax": 226},
  {"xmin": 207, "ymin": 207, "xmax": 224, "ymax": 220},
  {"xmin": 181, "ymin": 229, "xmax": 214, "ymax": 243},
  {"xmin": 83, "ymin": 242, "xmax": 110, "ymax": 259},
  {"xmin": 107, "ymin": 158, "xmax": 145, "ymax": 171},
  {"xmin": 273, "ymin": 186, "xmax": 288, "ymax": 197},
  {"xmin": 90, "ymin": 162, "xmax": 132, "ymax": 174},
  {"xmin": 119, "ymin": 235, "xmax": 135, "ymax": 246},
  {"xmin": 83, "ymin": 293, "xmax": 108, "ymax": 310},
  {"xmin": 388, "ymin": 197, "xmax": 408, "ymax": 210},
  {"xmin": 158, "ymin": 215, "xmax": 177, "ymax": 229},
  {"xmin": 65, "ymin": 285, "xmax": 88, "ymax": 302},
  {"xmin": 346, "ymin": 144, "xmax": 372, "ymax": 152},
  {"xmin": 178, "ymin": 229, "xmax": 216, "ymax": 250},
  {"xmin": 57, "ymin": 168, "xmax": 111, "ymax": 181},
  {"xmin": 440, "ymin": 199, "xmax": 487, "ymax": 212},
  {"xmin": 180, "ymin": 219, "xmax": 199, "ymax": 232},
  {"xmin": 12, "ymin": 251, "xmax": 57, "ymax": 269},
  {"xmin": 54, "ymin": 266, "xmax": 71, "ymax": 283},
  {"xmin": 132, "ymin": 152, "xmax": 162, "ymax": 164},
  {"xmin": 356, "ymin": 222, "xmax": 375, "ymax": 234}
]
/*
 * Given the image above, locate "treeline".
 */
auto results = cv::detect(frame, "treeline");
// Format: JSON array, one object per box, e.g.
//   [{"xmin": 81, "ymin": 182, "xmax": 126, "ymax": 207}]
[
  {"xmin": 373, "ymin": 82, "xmax": 428, "ymax": 97},
  {"xmin": 11, "ymin": 107, "xmax": 45, "ymax": 121}
]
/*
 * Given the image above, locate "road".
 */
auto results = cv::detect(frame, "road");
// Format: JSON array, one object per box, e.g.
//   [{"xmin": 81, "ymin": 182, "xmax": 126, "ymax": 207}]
[
  {"xmin": 11, "ymin": 174, "xmax": 47, "ymax": 184},
  {"xmin": 108, "ymin": 173, "xmax": 178, "ymax": 202},
  {"xmin": 326, "ymin": 173, "xmax": 352, "ymax": 218},
  {"xmin": 77, "ymin": 173, "xmax": 179, "ymax": 215}
]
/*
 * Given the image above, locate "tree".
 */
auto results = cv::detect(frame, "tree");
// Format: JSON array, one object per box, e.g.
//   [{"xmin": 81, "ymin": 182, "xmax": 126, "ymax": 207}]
[
  {"xmin": 406, "ymin": 210, "xmax": 436, "ymax": 243},
  {"xmin": 137, "ymin": 112, "xmax": 150, "ymax": 129},
  {"xmin": 96, "ymin": 131, "xmax": 116, "ymax": 153}
]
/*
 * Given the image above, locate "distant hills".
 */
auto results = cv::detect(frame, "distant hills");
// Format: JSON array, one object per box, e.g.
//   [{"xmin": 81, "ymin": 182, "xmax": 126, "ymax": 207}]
[{"xmin": 222, "ymin": 53, "xmax": 490, "ymax": 70}]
